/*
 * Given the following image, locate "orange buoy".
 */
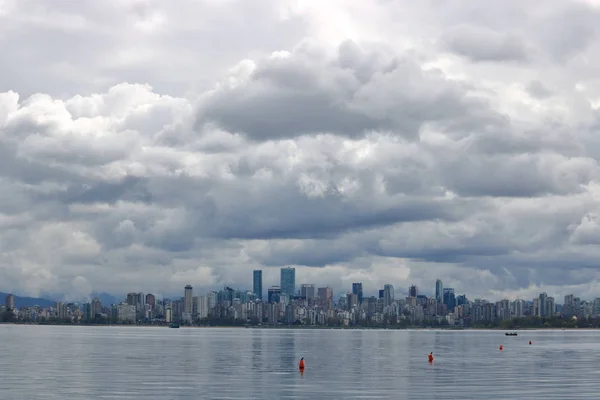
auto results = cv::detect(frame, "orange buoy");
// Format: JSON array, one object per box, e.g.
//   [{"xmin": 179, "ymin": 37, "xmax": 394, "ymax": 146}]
[
  {"xmin": 428, "ymin": 352, "xmax": 434, "ymax": 363},
  {"xmin": 299, "ymin": 358, "xmax": 305, "ymax": 370},
  {"xmin": 529, "ymin": 341, "xmax": 532, "ymax": 345},
  {"xmin": 499, "ymin": 345, "xmax": 503, "ymax": 350}
]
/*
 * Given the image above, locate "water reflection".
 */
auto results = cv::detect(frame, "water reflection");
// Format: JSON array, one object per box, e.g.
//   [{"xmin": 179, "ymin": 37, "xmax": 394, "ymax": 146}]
[{"xmin": 2, "ymin": 327, "xmax": 600, "ymax": 399}]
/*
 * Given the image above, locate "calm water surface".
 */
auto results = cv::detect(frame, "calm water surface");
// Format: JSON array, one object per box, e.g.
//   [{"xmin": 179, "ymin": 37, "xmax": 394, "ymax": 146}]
[{"xmin": 1, "ymin": 325, "xmax": 599, "ymax": 399}]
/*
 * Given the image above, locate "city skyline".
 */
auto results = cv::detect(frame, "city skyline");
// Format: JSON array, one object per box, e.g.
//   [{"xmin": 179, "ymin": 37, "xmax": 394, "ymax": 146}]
[
  {"xmin": 4, "ymin": 273, "xmax": 600, "ymax": 329},
  {"xmin": 5, "ymin": 268, "xmax": 600, "ymax": 308}
]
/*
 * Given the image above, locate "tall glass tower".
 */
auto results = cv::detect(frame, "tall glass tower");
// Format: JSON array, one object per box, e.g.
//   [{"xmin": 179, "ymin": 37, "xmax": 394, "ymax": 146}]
[
  {"xmin": 253, "ymin": 270, "xmax": 263, "ymax": 300},
  {"xmin": 280, "ymin": 267, "xmax": 296, "ymax": 296},
  {"xmin": 383, "ymin": 284, "xmax": 394, "ymax": 307},
  {"xmin": 435, "ymin": 279, "xmax": 443, "ymax": 303},
  {"xmin": 352, "ymin": 282, "xmax": 363, "ymax": 304},
  {"xmin": 184, "ymin": 285, "xmax": 193, "ymax": 314}
]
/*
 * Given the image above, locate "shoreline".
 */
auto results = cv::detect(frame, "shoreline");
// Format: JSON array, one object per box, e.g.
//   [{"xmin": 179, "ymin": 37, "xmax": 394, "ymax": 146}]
[{"xmin": 0, "ymin": 323, "xmax": 593, "ymax": 331}]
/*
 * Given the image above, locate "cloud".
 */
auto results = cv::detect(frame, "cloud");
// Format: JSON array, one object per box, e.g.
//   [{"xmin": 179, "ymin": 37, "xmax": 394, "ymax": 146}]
[
  {"xmin": 2, "ymin": 0, "xmax": 600, "ymax": 302},
  {"xmin": 196, "ymin": 39, "xmax": 497, "ymax": 141},
  {"xmin": 441, "ymin": 25, "xmax": 532, "ymax": 62}
]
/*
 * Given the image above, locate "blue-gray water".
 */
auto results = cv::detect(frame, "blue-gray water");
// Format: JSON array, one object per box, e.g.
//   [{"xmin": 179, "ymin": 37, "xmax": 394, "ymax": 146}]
[{"xmin": 1, "ymin": 326, "xmax": 599, "ymax": 399}]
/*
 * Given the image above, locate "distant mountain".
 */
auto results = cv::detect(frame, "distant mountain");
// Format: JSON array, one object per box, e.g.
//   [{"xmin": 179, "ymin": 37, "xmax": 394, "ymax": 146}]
[
  {"xmin": 0, "ymin": 292, "xmax": 55, "ymax": 308},
  {"xmin": 90, "ymin": 291, "xmax": 121, "ymax": 305}
]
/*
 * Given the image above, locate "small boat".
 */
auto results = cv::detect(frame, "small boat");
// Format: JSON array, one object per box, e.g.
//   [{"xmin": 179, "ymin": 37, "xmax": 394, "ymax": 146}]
[
  {"xmin": 505, "ymin": 332, "xmax": 517, "ymax": 336},
  {"xmin": 169, "ymin": 323, "xmax": 180, "ymax": 328}
]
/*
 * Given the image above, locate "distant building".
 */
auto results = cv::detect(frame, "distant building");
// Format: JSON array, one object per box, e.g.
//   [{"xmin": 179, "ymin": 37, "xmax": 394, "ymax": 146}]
[
  {"xmin": 383, "ymin": 284, "xmax": 394, "ymax": 308},
  {"xmin": 253, "ymin": 270, "xmax": 263, "ymax": 300},
  {"xmin": 118, "ymin": 303, "xmax": 136, "ymax": 323},
  {"xmin": 5, "ymin": 294, "xmax": 14, "ymax": 310},
  {"xmin": 126, "ymin": 293, "xmax": 138, "ymax": 307},
  {"xmin": 317, "ymin": 287, "xmax": 333, "ymax": 310},
  {"xmin": 280, "ymin": 267, "xmax": 296, "ymax": 296},
  {"xmin": 443, "ymin": 288, "xmax": 456, "ymax": 312},
  {"xmin": 55, "ymin": 302, "xmax": 67, "ymax": 319},
  {"xmin": 165, "ymin": 306, "xmax": 172, "ymax": 323},
  {"xmin": 352, "ymin": 283, "xmax": 363, "ymax": 304},
  {"xmin": 268, "ymin": 286, "xmax": 281, "ymax": 304},
  {"xmin": 198, "ymin": 295, "xmax": 209, "ymax": 319},
  {"xmin": 301, "ymin": 284, "xmax": 316, "ymax": 299},
  {"xmin": 184, "ymin": 285, "xmax": 193, "ymax": 314},
  {"xmin": 145, "ymin": 294, "xmax": 156, "ymax": 310},
  {"xmin": 435, "ymin": 280, "xmax": 443, "ymax": 303},
  {"xmin": 409, "ymin": 285, "xmax": 418, "ymax": 298},
  {"xmin": 91, "ymin": 297, "xmax": 102, "ymax": 317}
]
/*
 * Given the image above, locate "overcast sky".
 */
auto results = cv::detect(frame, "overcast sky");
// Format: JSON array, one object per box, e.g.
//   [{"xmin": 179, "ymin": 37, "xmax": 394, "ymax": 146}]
[{"xmin": 3, "ymin": 0, "xmax": 600, "ymax": 302}]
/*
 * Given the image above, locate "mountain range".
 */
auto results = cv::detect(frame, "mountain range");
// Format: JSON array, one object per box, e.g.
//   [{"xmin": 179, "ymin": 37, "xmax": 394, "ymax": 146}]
[
  {"xmin": 0, "ymin": 292, "xmax": 55, "ymax": 308},
  {"xmin": 0, "ymin": 291, "xmax": 122, "ymax": 309}
]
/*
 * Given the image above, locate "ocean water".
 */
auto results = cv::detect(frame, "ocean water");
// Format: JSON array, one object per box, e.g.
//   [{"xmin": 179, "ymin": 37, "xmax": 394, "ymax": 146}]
[{"xmin": 0, "ymin": 325, "xmax": 599, "ymax": 399}]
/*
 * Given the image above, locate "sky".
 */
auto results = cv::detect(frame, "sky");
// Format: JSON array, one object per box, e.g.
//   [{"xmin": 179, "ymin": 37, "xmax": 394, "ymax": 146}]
[{"xmin": 2, "ymin": 0, "xmax": 600, "ymax": 302}]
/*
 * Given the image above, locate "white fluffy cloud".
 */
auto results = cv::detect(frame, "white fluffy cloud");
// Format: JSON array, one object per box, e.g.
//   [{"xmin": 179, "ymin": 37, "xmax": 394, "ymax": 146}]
[{"xmin": 2, "ymin": 0, "xmax": 600, "ymax": 302}]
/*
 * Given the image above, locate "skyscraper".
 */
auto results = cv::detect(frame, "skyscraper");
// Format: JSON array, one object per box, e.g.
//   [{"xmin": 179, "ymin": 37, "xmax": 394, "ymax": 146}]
[
  {"xmin": 126, "ymin": 293, "xmax": 138, "ymax": 307},
  {"xmin": 253, "ymin": 270, "xmax": 263, "ymax": 300},
  {"xmin": 409, "ymin": 285, "xmax": 418, "ymax": 298},
  {"xmin": 268, "ymin": 286, "xmax": 281, "ymax": 303},
  {"xmin": 184, "ymin": 285, "xmax": 193, "ymax": 314},
  {"xmin": 383, "ymin": 284, "xmax": 394, "ymax": 307},
  {"xmin": 352, "ymin": 283, "xmax": 363, "ymax": 304},
  {"xmin": 300, "ymin": 284, "xmax": 316, "ymax": 299},
  {"xmin": 317, "ymin": 287, "xmax": 333, "ymax": 310},
  {"xmin": 435, "ymin": 279, "xmax": 443, "ymax": 303},
  {"xmin": 280, "ymin": 267, "xmax": 295, "ymax": 296},
  {"xmin": 5, "ymin": 293, "xmax": 14, "ymax": 310},
  {"xmin": 91, "ymin": 297, "xmax": 102, "ymax": 316},
  {"xmin": 145, "ymin": 293, "xmax": 156, "ymax": 310},
  {"xmin": 443, "ymin": 288, "xmax": 455, "ymax": 312}
]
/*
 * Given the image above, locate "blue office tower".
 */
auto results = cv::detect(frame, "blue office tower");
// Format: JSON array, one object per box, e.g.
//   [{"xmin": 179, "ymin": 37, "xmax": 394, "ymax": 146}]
[
  {"xmin": 280, "ymin": 267, "xmax": 296, "ymax": 296},
  {"xmin": 253, "ymin": 270, "xmax": 263, "ymax": 300}
]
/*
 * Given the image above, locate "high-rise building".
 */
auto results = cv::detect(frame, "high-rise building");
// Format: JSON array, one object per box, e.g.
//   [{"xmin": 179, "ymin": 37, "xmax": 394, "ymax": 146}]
[
  {"xmin": 435, "ymin": 279, "xmax": 443, "ymax": 303},
  {"xmin": 91, "ymin": 297, "xmax": 102, "ymax": 317},
  {"xmin": 512, "ymin": 299, "xmax": 525, "ymax": 318},
  {"xmin": 56, "ymin": 302, "xmax": 67, "ymax": 319},
  {"xmin": 83, "ymin": 303, "xmax": 93, "ymax": 320},
  {"xmin": 352, "ymin": 283, "xmax": 363, "ymax": 304},
  {"xmin": 145, "ymin": 294, "xmax": 156, "ymax": 310},
  {"xmin": 383, "ymin": 284, "xmax": 394, "ymax": 307},
  {"xmin": 268, "ymin": 286, "xmax": 281, "ymax": 303},
  {"xmin": 378, "ymin": 289, "xmax": 384, "ymax": 299},
  {"xmin": 118, "ymin": 303, "xmax": 136, "ymax": 323},
  {"xmin": 253, "ymin": 270, "xmax": 263, "ymax": 300},
  {"xmin": 198, "ymin": 295, "xmax": 209, "ymax": 319},
  {"xmin": 126, "ymin": 293, "xmax": 138, "ymax": 307},
  {"xmin": 409, "ymin": 285, "xmax": 418, "ymax": 298},
  {"xmin": 535, "ymin": 292, "xmax": 552, "ymax": 317},
  {"xmin": 317, "ymin": 287, "xmax": 333, "ymax": 310},
  {"xmin": 443, "ymin": 288, "xmax": 456, "ymax": 312},
  {"xmin": 192, "ymin": 296, "xmax": 199, "ymax": 316},
  {"xmin": 184, "ymin": 285, "xmax": 193, "ymax": 314},
  {"xmin": 301, "ymin": 284, "xmax": 316, "ymax": 299},
  {"xmin": 138, "ymin": 292, "xmax": 145, "ymax": 310},
  {"xmin": 5, "ymin": 293, "xmax": 14, "ymax": 310},
  {"xmin": 280, "ymin": 267, "xmax": 296, "ymax": 296}
]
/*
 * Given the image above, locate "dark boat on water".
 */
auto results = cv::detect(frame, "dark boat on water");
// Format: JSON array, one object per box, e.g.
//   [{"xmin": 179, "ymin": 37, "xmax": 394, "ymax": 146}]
[
  {"xmin": 169, "ymin": 323, "xmax": 180, "ymax": 328},
  {"xmin": 505, "ymin": 332, "xmax": 517, "ymax": 336}
]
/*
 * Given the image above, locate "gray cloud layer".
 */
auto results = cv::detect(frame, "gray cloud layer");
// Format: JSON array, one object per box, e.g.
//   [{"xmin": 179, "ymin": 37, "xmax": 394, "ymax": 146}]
[{"xmin": 2, "ymin": 0, "xmax": 600, "ymax": 302}]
